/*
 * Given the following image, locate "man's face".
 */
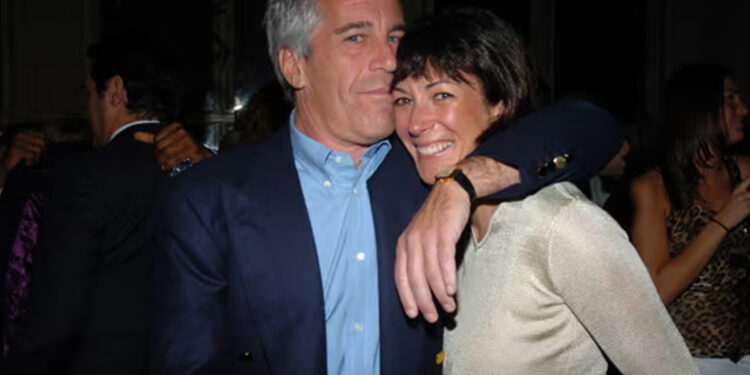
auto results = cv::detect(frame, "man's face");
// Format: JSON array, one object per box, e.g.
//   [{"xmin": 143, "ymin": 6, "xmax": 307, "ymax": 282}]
[
  {"xmin": 294, "ymin": 0, "xmax": 405, "ymax": 152},
  {"xmin": 86, "ymin": 77, "xmax": 109, "ymax": 147}
]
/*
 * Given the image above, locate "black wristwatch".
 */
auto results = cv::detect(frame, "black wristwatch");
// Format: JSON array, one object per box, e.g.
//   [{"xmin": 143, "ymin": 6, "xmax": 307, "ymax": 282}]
[{"xmin": 435, "ymin": 167, "xmax": 476, "ymax": 201}]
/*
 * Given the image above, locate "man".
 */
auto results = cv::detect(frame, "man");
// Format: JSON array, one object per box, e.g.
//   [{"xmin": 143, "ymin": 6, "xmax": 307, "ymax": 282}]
[
  {"xmin": 4, "ymin": 39, "xmax": 182, "ymax": 374},
  {"xmin": 151, "ymin": 0, "xmax": 621, "ymax": 374}
]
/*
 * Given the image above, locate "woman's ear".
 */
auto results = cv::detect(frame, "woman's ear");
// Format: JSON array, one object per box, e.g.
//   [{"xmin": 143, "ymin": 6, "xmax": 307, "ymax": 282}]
[{"xmin": 489, "ymin": 101, "xmax": 506, "ymax": 123}]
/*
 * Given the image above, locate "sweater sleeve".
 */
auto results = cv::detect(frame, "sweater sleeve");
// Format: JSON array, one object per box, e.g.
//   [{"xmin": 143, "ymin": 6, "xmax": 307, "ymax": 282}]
[{"xmin": 546, "ymin": 199, "xmax": 698, "ymax": 375}]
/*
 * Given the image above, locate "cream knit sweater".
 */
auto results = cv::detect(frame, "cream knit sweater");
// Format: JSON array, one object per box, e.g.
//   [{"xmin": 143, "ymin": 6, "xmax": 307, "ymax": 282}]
[{"xmin": 443, "ymin": 182, "xmax": 698, "ymax": 375}]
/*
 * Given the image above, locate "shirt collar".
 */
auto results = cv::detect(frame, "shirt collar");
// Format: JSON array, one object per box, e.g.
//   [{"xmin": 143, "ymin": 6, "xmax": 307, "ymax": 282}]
[
  {"xmin": 109, "ymin": 119, "xmax": 160, "ymax": 142},
  {"xmin": 289, "ymin": 109, "xmax": 391, "ymax": 182}
]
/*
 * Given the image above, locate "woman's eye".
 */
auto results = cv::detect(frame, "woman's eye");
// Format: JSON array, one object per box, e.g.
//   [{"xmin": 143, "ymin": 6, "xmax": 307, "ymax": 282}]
[
  {"xmin": 394, "ymin": 97, "xmax": 411, "ymax": 106},
  {"xmin": 435, "ymin": 92, "xmax": 453, "ymax": 100}
]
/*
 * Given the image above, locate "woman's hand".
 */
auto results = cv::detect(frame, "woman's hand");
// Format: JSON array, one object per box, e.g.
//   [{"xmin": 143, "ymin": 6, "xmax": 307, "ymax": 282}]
[{"xmin": 714, "ymin": 178, "xmax": 750, "ymax": 229}]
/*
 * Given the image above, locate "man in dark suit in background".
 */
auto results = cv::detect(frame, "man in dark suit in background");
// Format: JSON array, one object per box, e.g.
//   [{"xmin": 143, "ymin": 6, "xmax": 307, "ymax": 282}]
[
  {"xmin": 151, "ymin": 0, "xmax": 621, "ymax": 374},
  {"xmin": 4, "ymin": 38, "xmax": 183, "ymax": 374}
]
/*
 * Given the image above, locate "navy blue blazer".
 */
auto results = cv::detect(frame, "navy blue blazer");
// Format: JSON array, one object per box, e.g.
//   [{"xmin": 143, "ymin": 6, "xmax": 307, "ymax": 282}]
[{"xmin": 151, "ymin": 101, "xmax": 621, "ymax": 374}]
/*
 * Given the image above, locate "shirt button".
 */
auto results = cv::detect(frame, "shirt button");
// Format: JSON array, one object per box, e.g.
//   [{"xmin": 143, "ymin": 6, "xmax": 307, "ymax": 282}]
[
  {"xmin": 334, "ymin": 156, "xmax": 343, "ymax": 164},
  {"xmin": 356, "ymin": 252, "xmax": 365, "ymax": 261},
  {"xmin": 354, "ymin": 323, "xmax": 363, "ymax": 332},
  {"xmin": 324, "ymin": 180, "xmax": 332, "ymax": 188},
  {"xmin": 353, "ymin": 188, "xmax": 359, "ymax": 195}
]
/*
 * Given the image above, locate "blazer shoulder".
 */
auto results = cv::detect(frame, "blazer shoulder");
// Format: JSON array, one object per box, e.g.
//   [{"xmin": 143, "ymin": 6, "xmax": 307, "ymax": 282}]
[{"xmin": 167, "ymin": 127, "xmax": 293, "ymax": 200}]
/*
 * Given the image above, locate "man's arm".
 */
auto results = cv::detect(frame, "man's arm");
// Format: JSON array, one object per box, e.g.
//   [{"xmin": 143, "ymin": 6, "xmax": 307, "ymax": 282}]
[
  {"xmin": 471, "ymin": 100, "xmax": 622, "ymax": 198},
  {"xmin": 151, "ymin": 187, "xmax": 229, "ymax": 374},
  {"xmin": 395, "ymin": 101, "xmax": 622, "ymax": 322},
  {"xmin": 134, "ymin": 122, "xmax": 214, "ymax": 172}
]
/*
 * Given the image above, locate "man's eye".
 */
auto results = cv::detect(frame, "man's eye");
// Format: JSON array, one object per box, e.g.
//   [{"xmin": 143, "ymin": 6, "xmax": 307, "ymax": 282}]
[
  {"xmin": 394, "ymin": 97, "xmax": 411, "ymax": 106},
  {"xmin": 388, "ymin": 34, "xmax": 402, "ymax": 43},
  {"xmin": 346, "ymin": 35, "xmax": 364, "ymax": 42}
]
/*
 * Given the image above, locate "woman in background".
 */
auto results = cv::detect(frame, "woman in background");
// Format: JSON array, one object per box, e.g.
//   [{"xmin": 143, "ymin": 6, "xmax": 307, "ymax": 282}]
[{"xmin": 630, "ymin": 64, "xmax": 750, "ymax": 374}]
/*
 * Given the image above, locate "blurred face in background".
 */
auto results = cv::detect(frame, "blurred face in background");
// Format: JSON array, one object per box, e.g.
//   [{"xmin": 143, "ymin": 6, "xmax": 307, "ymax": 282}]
[
  {"xmin": 723, "ymin": 76, "xmax": 748, "ymax": 145},
  {"xmin": 392, "ymin": 68, "xmax": 504, "ymax": 183}
]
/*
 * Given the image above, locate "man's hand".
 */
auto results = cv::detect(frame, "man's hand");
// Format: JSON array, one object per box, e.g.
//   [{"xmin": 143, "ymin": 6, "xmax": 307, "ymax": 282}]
[
  {"xmin": 134, "ymin": 122, "xmax": 214, "ymax": 170},
  {"xmin": 395, "ymin": 180, "xmax": 469, "ymax": 323},
  {"xmin": 0, "ymin": 130, "xmax": 46, "ymax": 186},
  {"xmin": 395, "ymin": 156, "xmax": 519, "ymax": 323}
]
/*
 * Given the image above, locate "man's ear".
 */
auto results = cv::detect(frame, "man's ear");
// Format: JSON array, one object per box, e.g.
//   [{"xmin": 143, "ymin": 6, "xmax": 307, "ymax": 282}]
[
  {"xmin": 279, "ymin": 47, "xmax": 307, "ymax": 90},
  {"xmin": 106, "ymin": 75, "xmax": 128, "ymax": 108}
]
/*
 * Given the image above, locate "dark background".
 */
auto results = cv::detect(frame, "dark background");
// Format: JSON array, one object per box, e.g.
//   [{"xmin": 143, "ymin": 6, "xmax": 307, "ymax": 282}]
[{"xmin": 1, "ymin": 0, "xmax": 748, "ymax": 143}]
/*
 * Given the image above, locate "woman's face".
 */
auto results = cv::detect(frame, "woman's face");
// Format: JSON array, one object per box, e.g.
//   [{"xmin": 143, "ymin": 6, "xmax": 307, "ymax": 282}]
[
  {"xmin": 392, "ymin": 69, "xmax": 504, "ymax": 184},
  {"xmin": 723, "ymin": 77, "xmax": 748, "ymax": 145}
]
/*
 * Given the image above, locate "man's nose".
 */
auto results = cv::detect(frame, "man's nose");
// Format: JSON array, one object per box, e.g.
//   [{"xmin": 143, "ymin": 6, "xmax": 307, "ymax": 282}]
[{"xmin": 370, "ymin": 37, "xmax": 397, "ymax": 72}]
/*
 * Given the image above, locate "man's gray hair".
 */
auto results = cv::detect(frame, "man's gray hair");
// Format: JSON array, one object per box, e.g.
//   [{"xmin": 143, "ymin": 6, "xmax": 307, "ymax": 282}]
[{"xmin": 264, "ymin": 0, "xmax": 320, "ymax": 100}]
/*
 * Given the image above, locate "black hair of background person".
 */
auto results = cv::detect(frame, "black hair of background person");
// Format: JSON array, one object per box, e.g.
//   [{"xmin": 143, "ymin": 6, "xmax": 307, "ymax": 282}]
[
  {"xmin": 87, "ymin": 36, "xmax": 185, "ymax": 124},
  {"xmin": 659, "ymin": 64, "xmax": 734, "ymax": 210},
  {"xmin": 99, "ymin": 0, "xmax": 212, "ymax": 137}
]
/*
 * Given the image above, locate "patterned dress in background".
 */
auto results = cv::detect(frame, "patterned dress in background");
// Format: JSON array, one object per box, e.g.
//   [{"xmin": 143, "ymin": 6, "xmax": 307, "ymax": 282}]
[
  {"xmin": 2, "ymin": 191, "xmax": 44, "ymax": 357},
  {"xmin": 666, "ymin": 160, "xmax": 750, "ymax": 360}
]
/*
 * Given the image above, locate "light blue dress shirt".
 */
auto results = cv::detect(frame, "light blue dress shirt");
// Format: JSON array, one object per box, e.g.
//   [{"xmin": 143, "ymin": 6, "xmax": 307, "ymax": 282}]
[{"xmin": 289, "ymin": 112, "xmax": 391, "ymax": 375}]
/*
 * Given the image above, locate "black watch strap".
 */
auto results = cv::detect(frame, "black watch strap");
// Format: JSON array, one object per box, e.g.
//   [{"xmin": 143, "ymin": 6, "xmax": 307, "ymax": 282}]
[{"xmin": 437, "ymin": 168, "xmax": 476, "ymax": 201}]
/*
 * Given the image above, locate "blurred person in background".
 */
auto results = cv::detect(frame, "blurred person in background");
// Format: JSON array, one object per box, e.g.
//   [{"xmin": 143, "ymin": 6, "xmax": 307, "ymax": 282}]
[
  {"xmin": 3, "ymin": 36, "xmax": 184, "ymax": 375},
  {"xmin": 630, "ymin": 64, "xmax": 750, "ymax": 374}
]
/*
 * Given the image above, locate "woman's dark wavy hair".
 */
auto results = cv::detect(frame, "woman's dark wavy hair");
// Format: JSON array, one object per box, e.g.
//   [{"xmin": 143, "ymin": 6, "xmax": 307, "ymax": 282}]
[
  {"xmin": 391, "ymin": 8, "xmax": 535, "ymax": 134},
  {"xmin": 660, "ymin": 64, "xmax": 733, "ymax": 210},
  {"xmin": 87, "ymin": 37, "xmax": 184, "ymax": 122}
]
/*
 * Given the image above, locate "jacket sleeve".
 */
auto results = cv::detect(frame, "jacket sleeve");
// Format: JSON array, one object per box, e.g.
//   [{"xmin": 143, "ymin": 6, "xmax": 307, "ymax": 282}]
[
  {"xmin": 5, "ymin": 155, "xmax": 99, "ymax": 374},
  {"xmin": 472, "ymin": 100, "xmax": 622, "ymax": 199},
  {"xmin": 150, "ymin": 182, "xmax": 230, "ymax": 374}
]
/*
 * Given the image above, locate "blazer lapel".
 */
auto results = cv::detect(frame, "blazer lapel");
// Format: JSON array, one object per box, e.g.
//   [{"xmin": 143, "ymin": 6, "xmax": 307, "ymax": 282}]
[{"xmin": 225, "ymin": 127, "xmax": 327, "ymax": 374}]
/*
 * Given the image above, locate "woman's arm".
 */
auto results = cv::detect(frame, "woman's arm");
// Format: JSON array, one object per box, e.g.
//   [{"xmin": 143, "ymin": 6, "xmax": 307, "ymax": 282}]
[
  {"xmin": 548, "ymin": 197, "xmax": 698, "ymax": 374},
  {"xmin": 630, "ymin": 171, "xmax": 746, "ymax": 304}
]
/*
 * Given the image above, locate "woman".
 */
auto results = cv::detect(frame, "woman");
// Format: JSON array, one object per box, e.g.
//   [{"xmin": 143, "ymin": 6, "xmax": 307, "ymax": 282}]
[
  {"xmin": 630, "ymin": 64, "xmax": 750, "ymax": 373},
  {"xmin": 391, "ymin": 9, "xmax": 698, "ymax": 374}
]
